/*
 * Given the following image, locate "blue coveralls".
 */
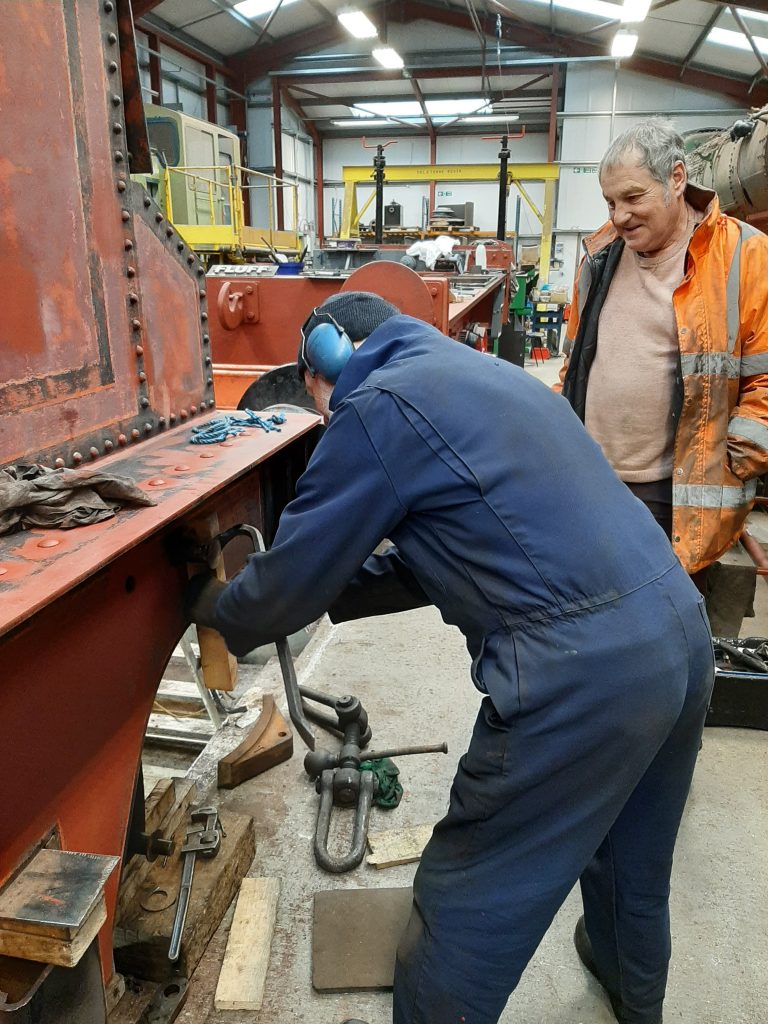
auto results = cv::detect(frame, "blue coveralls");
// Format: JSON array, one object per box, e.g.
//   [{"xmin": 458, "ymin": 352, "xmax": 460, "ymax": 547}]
[{"xmin": 214, "ymin": 315, "xmax": 713, "ymax": 1024}]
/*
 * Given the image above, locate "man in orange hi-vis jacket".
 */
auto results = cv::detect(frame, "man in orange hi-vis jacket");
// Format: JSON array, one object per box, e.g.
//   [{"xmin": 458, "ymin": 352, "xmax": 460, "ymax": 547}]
[{"xmin": 560, "ymin": 118, "xmax": 768, "ymax": 587}]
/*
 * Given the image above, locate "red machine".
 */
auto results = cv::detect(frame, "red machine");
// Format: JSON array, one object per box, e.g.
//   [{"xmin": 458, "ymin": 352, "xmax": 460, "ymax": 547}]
[
  {"xmin": 207, "ymin": 247, "xmax": 513, "ymax": 409},
  {"xmin": 0, "ymin": 2, "xmax": 318, "ymax": 1018}
]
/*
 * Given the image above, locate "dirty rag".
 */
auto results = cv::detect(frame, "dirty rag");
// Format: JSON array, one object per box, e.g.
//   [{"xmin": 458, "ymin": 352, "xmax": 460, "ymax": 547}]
[
  {"xmin": 360, "ymin": 757, "xmax": 403, "ymax": 809},
  {"xmin": 0, "ymin": 464, "xmax": 156, "ymax": 535}
]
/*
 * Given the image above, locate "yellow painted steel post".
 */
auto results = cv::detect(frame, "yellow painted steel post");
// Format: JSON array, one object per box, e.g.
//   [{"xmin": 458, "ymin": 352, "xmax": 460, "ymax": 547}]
[
  {"xmin": 163, "ymin": 166, "xmax": 173, "ymax": 220},
  {"xmin": 208, "ymin": 178, "xmax": 215, "ymax": 226},
  {"xmin": 341, "ymin": 180, "xmax": 358, "ymax": 239},
  {"xmin": 352, "ymin": 189, "xmax": 376, "ymax": 230},
  {"xmin": 538, "ymin": 178, "xmax": 557, "ymax": 286},
  {"xmin": 510, "ymin": 180, "xmax": 543, "ymax": 223}
]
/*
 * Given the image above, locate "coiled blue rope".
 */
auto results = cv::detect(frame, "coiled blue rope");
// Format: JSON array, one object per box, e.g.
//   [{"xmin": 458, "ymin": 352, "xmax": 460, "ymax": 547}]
[{"xmin": 190, "ymin": 410, "xmax": 286, "ymax": 445}]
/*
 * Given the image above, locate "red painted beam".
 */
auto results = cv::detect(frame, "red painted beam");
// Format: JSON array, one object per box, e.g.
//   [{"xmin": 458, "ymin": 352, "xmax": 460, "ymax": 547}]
[
  {"xmin": 229, "ymin": 22, "xmax": 346, "ymax": 82},
  {"xmin": 548, "ymin": 64, "xmax": 559, "ymax": 163},
  {"xmin": 131, "ymin": 0, "xmax": 164, "ymax": 17},
  {"xmin": 205, "ymin": 62, "xmax": 218, "ymax": 124},
  {"xmin": 315, "ymin": 134, "xmax": 325, "ymax": 244},
  {"xmin": 145, "ymin": 30, "xmax": 162, "ymax": 103},
  {"xmin": 272, "ymin": 78, "xmax": 285, "ymax": 230},
  {"xmin": 279, "ymin": 64, "xmax": 554, "ymax": 86}
]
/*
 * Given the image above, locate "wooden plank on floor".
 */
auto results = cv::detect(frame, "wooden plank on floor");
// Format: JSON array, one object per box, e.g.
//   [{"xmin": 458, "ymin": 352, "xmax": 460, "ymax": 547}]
[
  {"xmin": 366, "ymin": 823, "xmax": 434, "ymax": 869},
  {"xmin": 214, "ymin": 877, "xmax": 280, "ymax": 1011}
]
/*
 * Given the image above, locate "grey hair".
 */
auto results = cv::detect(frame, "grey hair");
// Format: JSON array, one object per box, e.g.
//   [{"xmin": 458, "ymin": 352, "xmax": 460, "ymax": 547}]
[{"xmin": 599, "ymin": 118, "xmax": 687, "ymax": 187}]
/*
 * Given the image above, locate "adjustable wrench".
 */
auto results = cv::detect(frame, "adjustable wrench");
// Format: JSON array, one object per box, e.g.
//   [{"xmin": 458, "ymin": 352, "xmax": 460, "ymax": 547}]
[{"xmin": 168, "ymin": 807, "xmax": 221, "ymax": 962}]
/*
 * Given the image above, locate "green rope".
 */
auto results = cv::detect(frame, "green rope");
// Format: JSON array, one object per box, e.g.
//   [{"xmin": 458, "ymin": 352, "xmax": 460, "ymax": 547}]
[{"xmin": 360, "ymin": 757, "xmax": 403, "ymax": 809}]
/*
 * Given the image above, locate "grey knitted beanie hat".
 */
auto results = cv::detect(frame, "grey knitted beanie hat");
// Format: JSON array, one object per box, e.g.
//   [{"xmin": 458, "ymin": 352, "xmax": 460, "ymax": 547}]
[{"xmin": 302, "ymin": 291, "xmax": 400, "ymax": 343}]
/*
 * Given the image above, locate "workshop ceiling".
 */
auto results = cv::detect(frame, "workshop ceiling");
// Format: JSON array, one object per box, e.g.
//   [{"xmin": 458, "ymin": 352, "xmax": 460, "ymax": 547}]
[{"xmin": 134, "ymin": 0, "xmax": 768, "ymax": 136}]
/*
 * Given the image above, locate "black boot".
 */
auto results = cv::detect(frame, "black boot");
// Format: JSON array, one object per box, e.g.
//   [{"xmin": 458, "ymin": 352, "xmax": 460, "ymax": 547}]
[
  {"xmin": 574, "ymin": 917, "xmax": 626, "ymax": 1021},
  {"xmin": 573, "ymin": 918, "xmax": 663, "ymax": 1024}
]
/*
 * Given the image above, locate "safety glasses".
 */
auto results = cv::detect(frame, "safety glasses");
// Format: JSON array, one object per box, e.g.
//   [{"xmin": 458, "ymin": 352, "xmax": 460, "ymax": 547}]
[{"xmin": 297, "ymin": 307, "xmax": 345, "ymax": 380}]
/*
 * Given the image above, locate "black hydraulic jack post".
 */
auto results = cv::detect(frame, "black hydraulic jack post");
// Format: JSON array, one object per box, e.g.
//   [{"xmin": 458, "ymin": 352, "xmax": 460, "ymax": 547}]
[
  {"xmin": 497, "ymin": 133, "xmax": 510, "ymax": 241},
  {"xmin": 373, "ymin": 145, "xmax": 386, "ymax": 244}
]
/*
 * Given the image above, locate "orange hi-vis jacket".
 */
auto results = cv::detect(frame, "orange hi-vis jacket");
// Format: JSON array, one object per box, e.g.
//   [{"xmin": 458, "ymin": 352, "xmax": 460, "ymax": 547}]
[{"xmin": 560, "ymin": 183, "xmax": 768, "ymax": 574}]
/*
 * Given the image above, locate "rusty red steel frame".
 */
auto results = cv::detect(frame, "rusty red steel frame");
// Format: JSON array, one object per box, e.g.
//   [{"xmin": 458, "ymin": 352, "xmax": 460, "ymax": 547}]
[{"xmin": 0, "ymin": 1, "xmax": 318, "ymax": 1014}]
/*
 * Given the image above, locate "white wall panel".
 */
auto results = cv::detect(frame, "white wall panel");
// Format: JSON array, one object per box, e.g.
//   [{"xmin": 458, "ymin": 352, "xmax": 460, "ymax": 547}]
[{"xmin": 556, "ymin": 64, "xmax": 748, "ymax": 288}]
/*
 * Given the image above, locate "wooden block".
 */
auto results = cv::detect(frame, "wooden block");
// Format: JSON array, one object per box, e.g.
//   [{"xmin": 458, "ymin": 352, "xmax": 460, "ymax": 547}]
[
  {"xmin": 117, "ymin": 779, "xmax": 198, "ymax": 923},
  {"xmin": 0, "ymin": 897, "xmax": 106, "ymax": 968},
  {"xmin": 104, "ymin": 972, "xmax": 126, "ymax": 1016},
  {"xmin": 312, "ymin": 888, "xmax": 413, "ymax": 991},
  {"xmin": 214, "ymin": 878, "xmax": 280, "ymax": 1010},
  {"xmin": 186, "ymin": 514, "xmax": 237, "ymax": 693},
  {"xmin": 143, "ymin": 779, "xmax": 177, "ymax": 834},
  {"xmin": 217, "ymin": 695, "xmax": 293, "ymax": 789},
  {"xmin": 114, "ymin": 810, "xmax": 255, "ymax": 982},
  {"xmin": 366, "ymin": 823, "xmax": 435, "ymax": 869}
]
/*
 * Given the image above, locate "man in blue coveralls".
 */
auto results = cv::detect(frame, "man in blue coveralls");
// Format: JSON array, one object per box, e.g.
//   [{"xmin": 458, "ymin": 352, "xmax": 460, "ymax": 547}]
[{"xmin": 186, "ymin": 292, "xmax": 714, "ymax": 1024}]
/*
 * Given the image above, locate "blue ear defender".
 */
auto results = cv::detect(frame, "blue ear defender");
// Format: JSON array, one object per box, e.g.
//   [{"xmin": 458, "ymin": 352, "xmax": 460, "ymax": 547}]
[{"xmin": 298, "ymin": 311, "xmax": 354, "ymax": 384}]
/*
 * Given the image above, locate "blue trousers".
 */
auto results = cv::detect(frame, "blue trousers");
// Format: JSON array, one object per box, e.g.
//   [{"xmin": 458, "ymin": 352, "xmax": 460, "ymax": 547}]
[{"xmin": 393, "ymin": 567, "xmax": 713, "ymax": 1024}]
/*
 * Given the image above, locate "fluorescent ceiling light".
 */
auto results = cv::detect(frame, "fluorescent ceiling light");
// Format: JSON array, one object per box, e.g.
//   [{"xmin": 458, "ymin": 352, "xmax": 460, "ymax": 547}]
[
  {"xmin": 372, "ymin": 47, "xmax": 404, "ymax": 69},
  {"xmin": 332, "ymin": 119, "xmax": 390, "ymax": 127},
  {"xmin": 461, "ymin": 114, "xmax": 520, "ymax": 123},
  {"xmin": 708, "ymin": 26, "xmax": 768, "ymax": 55},
  {"xmin": 736, "ymin": 6, "xmax": 768, "ymax": 23},
  {"xmin": 522, "ymin": 0, "xmax": 624, "ymax": 20},
  {"xmin": 337, "ymin": 9, "xmax": 378, "ymax": 38},
  {"xmin": 351, "ymin": 99, "xmax": 490, "ymax": 117},
  {"xmin": 234, "ymin": 0, "xmax": 299, "ymax": 17},
  {"xmin": 620, "ymin": 0, "xmax": 651, "ymax": 22},
  {"xmin": 611, "ymin": 29, "xmax": 638, "ymax": 57}
]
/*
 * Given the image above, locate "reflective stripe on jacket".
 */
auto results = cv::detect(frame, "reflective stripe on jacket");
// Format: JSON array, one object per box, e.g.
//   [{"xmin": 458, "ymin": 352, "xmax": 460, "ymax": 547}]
[{"xmin": 560, "ymin": 184, "xmax": 768, "ymax": 574}]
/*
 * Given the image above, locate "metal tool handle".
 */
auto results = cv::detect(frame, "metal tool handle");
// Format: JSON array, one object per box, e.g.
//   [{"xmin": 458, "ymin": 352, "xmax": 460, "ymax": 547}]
[
  {"xmin": 168, "ymin": 852, "xmax": 196, "ymax": 962},
  {"xmin": 313, "ymin": 770, "xmax": 375, "ymax": 873},
  {"xmin": 217, "ymin": 523, "xmax": 316, "ymax": 750},
  {"xmin": 362, "ymin": 742, "xmax": 448, "ymax": 761}
]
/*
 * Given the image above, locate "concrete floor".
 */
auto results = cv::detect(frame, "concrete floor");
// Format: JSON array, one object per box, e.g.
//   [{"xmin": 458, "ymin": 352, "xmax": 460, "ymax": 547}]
[{"xmin": 173, "ymin": 355, "xmax": 768, "ymax": 1024}]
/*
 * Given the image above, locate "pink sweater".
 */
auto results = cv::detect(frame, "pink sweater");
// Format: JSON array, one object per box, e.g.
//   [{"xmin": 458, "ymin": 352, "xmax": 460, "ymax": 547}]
[{"xmin": 585, "ymin": 205, "xmax": 699, "ymax": 483}]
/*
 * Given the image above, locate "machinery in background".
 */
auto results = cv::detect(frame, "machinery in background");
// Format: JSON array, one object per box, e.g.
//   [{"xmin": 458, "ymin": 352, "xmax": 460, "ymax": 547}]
[
  {"xmin": 206, "ymin": 250, "xmax": 513, "ymax": 409},
  {"xmin": 337, "ymin": 140, "xmax": 559, "ymax": 284},
  {"xmin": 0, "ymin": 2, "xmax": 319, "ymax": 1018},
  {"xmin": 132, "ymin": 103, "xmax": 303, "ymax": 262},
  {"xmin": 686, "ymin": 105, "xmax": 768, "ymax": 232}
]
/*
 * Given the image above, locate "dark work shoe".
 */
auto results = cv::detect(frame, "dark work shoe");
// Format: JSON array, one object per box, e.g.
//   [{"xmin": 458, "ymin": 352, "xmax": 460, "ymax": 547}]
[
  {"xmin": 574, "ymin": 918, "xmax": 663, "ymax": 1024},
  {"xmin": 574, "ymin": 917, "xmax": 625, "ymax": 1021}
]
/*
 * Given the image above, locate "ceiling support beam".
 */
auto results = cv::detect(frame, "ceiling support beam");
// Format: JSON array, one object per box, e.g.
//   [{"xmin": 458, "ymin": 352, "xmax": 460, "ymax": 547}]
[
  {"xmin": 278, "ymin": 64, "xmax": 555, "ymax": 85},
  {"xmin": 272, "ymin": 79, "xmax": 285, "ymax": 230},
  {"xmin": 409, "ymin": 76, "xmax": 436, "ymax": 141},
  {"xmin": 131, "ymin": 0, "xmax": 164, "ymax": 18},
  {"xmin": 136, "ymin": 18, "xmax": 235, "ymax": 79},
  {"xmin": 391, "ymin": 0, "xmax": 768, "ymax": 105},
  {"xmin": 679, "ymin": 7, "xmax": 723, "ymax": 77},
  {"xmin": 729, "ymin": 5, "xmax": 768, "ymax": 81},
  {"xmin": 547, "ymin": 64, "xmax": 559, "ymax": 163},
  {"xmin": 145, "ymin": 30, "xmax": 161, "ymax": 103}
]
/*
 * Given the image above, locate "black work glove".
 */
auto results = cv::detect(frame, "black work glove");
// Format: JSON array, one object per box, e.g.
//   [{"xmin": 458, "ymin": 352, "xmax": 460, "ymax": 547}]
[{"xmin": 184, "ymin": 571, "xmax": 227, "ymax": 629}]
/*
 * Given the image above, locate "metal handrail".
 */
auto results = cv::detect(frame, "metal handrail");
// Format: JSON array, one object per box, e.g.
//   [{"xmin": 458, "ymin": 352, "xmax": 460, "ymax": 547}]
[{"xmin": 161, "ymin": 164, "xmax": 301, "ymax": 252}]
